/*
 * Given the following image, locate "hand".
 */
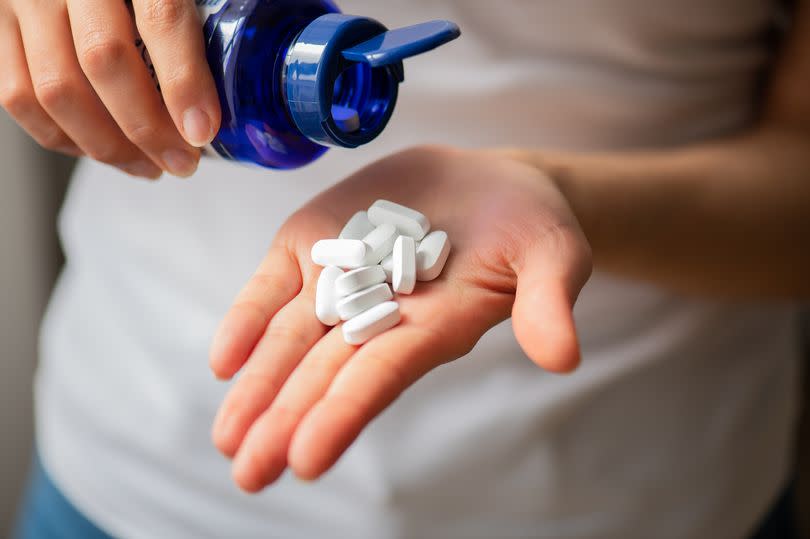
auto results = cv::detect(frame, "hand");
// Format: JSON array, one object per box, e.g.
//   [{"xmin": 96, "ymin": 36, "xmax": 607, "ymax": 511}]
[
  {"xmin": 209, "ymin": 146, "xmax": 592, "ymax": 492},
  {"xmin": 0, "ymin": 0, "xmax": 220, "ymax": 178}
]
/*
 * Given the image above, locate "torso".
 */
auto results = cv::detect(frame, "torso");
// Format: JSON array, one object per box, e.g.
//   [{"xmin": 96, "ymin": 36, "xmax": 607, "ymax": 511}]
[{"xmin": 37, "ymin": 1, "xmax": 800, "ymax": 537}]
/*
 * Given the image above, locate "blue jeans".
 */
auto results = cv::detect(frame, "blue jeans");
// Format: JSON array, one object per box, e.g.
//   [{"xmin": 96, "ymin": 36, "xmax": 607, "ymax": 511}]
[
  {"xmin": 13, "ymin": 451, "xmax": 799, "ymax": 539},
  {"xmin": 13, "ymin": 453, "xmax": 114, "ymax": 539}
]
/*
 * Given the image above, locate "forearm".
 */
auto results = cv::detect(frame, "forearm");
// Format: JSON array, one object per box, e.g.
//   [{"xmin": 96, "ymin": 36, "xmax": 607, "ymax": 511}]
[{"xmin": 509, "ymin": 125, "xmax": 810, "ymax": 298}]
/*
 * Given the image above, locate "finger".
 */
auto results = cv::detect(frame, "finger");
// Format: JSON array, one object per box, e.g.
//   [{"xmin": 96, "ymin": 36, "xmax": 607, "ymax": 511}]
[
  {"xmin": 211, "ymin": 287, "xmax": 327, "ymax": 459},
  {"xmin": 209, "ymin": 208, "xmax": 343, "ymax": 380},
  {"xmin": 210, "ymin": 247, "xmax": 302, "ymax": 380},
  {"xmin": 287, "ymin": 287, "xmax": 499, "ymax": 481},
  {"xmin": 511, "ymin": 227, "xmax": 591, "ymax": 373},
  {"xmin": 0, "ymin": 16, "xmax": 80, "ymax": 156},
  {"xmin": 286, "ymin": 324, "xmax": 448, "ymax": 481},
  {"xmin": 132, "ymin": 0, "xmax": 221, "ymax": 147},
  {"xmin": 231, "ymin": 327, "xmax": 355, "ymax": 491},
  {"xmin": 68, "ymin": 0, "xmax": 200, "ymax": 176},
  {"xmin": 15, "ymin": 2, "xmax": 161, "ymax": 178}
]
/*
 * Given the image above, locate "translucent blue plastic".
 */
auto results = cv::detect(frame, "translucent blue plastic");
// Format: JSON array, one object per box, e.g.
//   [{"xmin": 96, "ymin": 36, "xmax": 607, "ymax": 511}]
[
  {"xmin": 197, "ymin": 1, "xmax": 460, "ymax": 169},
  {"xmin": 203, "ymin": 0, "xmax": 339, "ymax": 169}
]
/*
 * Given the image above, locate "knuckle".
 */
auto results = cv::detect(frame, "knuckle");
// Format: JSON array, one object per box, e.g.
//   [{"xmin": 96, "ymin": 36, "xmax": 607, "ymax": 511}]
[
  {"xmin": 292, "ymin": 356, "xmax": 336, "ymax": 383},
  {"xmin": 79, "ymin": 35, "xmax": 130, "ymax": 78},
  {"xmin": 0, "ymin": 82, "xmax": 35, "ymax": 117},
  {"xmin": 237, "ymin": 368, "xmax": 282, "ymax": 403},
  {"xmin": 142, "ymin": 0, "xmax": 188, "ymax": 30},
  {"xmin": 322, "ymin": 393, "xmax": 367, "ymax": 421},
  {"xmin": 125, "ymin": 122, "xmax": 160, "ymax": 147},
  {"xmin": 557, "ymin": 223, "xmax": 592, "ymax": 267},
  {"xmin": 33, "ymin": 76, "xmax": 78, "ymax": 112},
  {"xmin": 268, "ymin": 403, "xmax": 305, "ymax": 427},
  {"xmin": 264, "ymin": 323, "xmax": 310, "ymax": 351},
  {"xmin": 158, "ymin": 63, "xmax": 196, "ymax": 95},
  {"xmin": 36, "ymin": 128, "xmax": 70, "ymax": 151},
  {"xmin": 355, "ymin": 349, "xmax": 411, "ymax": 392},
  {"xmin": 85, "ymin": 144, "xmax": 127, "ymax": 164}
]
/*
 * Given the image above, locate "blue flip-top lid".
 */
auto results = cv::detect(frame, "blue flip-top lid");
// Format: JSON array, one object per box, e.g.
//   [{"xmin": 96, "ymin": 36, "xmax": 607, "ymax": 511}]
[{"xmin": 284, "ymin": 14, "xmax": 460, "ymax": 148}]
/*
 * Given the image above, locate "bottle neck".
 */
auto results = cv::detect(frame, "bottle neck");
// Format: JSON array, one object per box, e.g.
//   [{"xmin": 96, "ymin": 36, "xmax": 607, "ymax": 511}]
[
  {"xmin": 282, "ymin": 13, "xmax": 460, "ymax": 148},
  {"xmin": 283, "ymin": 15, "xmax": 401, "ymax": 148}
]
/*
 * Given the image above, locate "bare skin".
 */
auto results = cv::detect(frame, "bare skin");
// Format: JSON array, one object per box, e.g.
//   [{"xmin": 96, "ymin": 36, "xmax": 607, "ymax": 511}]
[
  {"xmin": 210, "ymin": 1, "xmax": 810, "ymax": 491},
  {"xmin": 0, "ymin": 0, "xmax": 221, "ymax": 178},
  {"xmin": 1, "ymin": 0, "xmax": 807, "ymax": 496},
  {"xmin": 209, "ymin": 147, "xmax": 592, "ymax": 490}
]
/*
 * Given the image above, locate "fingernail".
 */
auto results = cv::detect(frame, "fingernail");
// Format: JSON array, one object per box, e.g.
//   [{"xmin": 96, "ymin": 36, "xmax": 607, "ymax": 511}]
[
  {"xmin": 182, "ymin": 107, "xmax": 213, "ymax": 147},
  {"xmin": 162, "ymin": 149, "xmax": 198, "ymax": 177}
]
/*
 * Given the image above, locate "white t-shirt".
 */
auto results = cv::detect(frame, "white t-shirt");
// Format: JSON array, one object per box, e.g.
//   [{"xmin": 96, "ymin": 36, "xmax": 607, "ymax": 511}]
[{"xmin": 37, "ymin": 1, "xmax": 801, "ymax": 537}]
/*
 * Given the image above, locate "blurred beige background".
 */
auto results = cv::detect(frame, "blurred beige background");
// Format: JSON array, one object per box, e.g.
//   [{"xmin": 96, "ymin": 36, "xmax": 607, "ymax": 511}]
[{"xmin": 0, "ymin": 111, "xmax": 808, "ymax": 536}]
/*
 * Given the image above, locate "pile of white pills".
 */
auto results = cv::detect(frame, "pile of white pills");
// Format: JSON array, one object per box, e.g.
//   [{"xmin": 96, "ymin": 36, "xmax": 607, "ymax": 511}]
[{"xmin": 311, "ymin": 200, "xmax": 451, "ymax": 345}]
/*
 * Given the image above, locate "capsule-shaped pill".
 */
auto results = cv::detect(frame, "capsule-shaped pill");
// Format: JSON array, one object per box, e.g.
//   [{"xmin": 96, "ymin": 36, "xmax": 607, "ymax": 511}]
[
  {"xmin": 315, "ymin": 266, "xmax": 343, "ymax": 325},
  {"xmin": 392, "ymin": 236, "xmax": 416, "ymax": 294},
  {"xmin": 335, "ymin": 266, "xmax": 387, "ymax": 297},
  {"xmin": 362, "ymin": 223, "xmax": 397, "ymax": 265},
  {"xmin": 416, "ymin": 230, "xmax": 451, "ymax": 281},
  {"xmin": 336, "ymin": 283, "xmax": 393, "ymax": 320},
  {"xmin": 367, "ymin": 200, "xmax": 430, "ymax": 240},
  {"xmin": 380, "ymin": 253, "xmax": 394, "ymax": 282},
  {"xmin": 339, "ymin": 211, "xmax": 375, "ymax": 240},
  {"xmin": 311, "ymin": 239, "xmax": 367, "ymax": 268},
  {"xmin": 342, "ymin": 301, "xmax": 401, "ymax": 345}
]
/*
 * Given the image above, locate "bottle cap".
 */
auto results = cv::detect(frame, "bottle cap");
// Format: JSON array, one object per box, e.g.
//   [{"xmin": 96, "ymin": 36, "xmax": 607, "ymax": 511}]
[{"xmin": 284, "ymin": 14, "xmax": 460, "ymax": 148}]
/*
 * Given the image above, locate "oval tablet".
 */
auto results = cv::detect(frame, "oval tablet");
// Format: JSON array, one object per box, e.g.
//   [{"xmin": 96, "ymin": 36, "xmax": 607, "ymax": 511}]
[
  {"xmin": 339, "ymin": 211, "xmax": 375, "ymax": 240},
  {"xmin": 336, "ymin": 283, "xmax": 393, "ymax": 320},
  {"xmin": 392, "ymin": 236, "xmax": 416, "ymax": 294},
  {"xmin": 342, "ymin": 301, "xmax": 401, "ymax": 345},
  {"xmin": 367, "ymin": 200, "xmax": 430, "ymax": 241},
  {"xmin": 416, "ymin": 230, "xmax": 451, "ymax": 281},
  {"xmin": 335, "ymin": 266, "xmax": 386, "ymax": 297},
  {"xmin": 315, "ymin": 266, "xmax": 343, "ymax": 325},
  {"xmin": 311, "ymin": 239, "xmax": 367, "ymax": 268},
  {"xmin": 362, "ymin": 223, "xmax": 397, "ymax": 265},
  {"xmin": 380, "ymin": 253, "xmax": 394, "ymax": 282}
]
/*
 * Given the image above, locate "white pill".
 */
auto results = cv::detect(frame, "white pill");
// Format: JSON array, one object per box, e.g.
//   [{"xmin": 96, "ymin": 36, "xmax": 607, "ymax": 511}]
[
  {"xmin": 367, "ymin": 200, "xmax": 430, "ymax": 241},
  {"xmin": 380, "ymin": 253, "xmax": 393, "ymax": 282},
  {"xmin": 342, "ymin": 301, "xmax": 401, "ymax": 345},
  {"xmin": 339, "ymin": 211, "xmax": 375, "ymax": 240},
  {"xmin": 335, "ymin": 265, "xmax": 386, "ymax": 297},
  {"xmin": 362, "ymin": 223, "xmax": 397, "ymax": 265},
  {"xmin": 416, "ymin": 230, "xmax": 451, "ymax": 281},
  {"xmin": 311, "ymin": 239, "xmax": 367, "ymax": 268},
  {"xmin": 331, "ymin": 105, "xmax": 360, "ymax": 133},
  {"xmin": 336, "ymin": 283, "xmax": 393, "ymax": 320},
  {"xmin": 315, "ymin": 266, "xmax": 343, "ymax": 326},
  {"xmin": 392, "ymin": 236, "xmax": 416, "ymax": 294}
]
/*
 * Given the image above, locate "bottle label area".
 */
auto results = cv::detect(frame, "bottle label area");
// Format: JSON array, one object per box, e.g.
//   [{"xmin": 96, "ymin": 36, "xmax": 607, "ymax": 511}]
[{"xmin": 120, "ymin": 2, "xmax": 458, "ymax": 168}]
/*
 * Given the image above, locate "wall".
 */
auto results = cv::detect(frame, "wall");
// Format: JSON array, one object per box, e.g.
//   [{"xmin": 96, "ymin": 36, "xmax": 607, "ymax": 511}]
[{"xmin": 0, "ymin": 113, "xmax": 71, "ymax": 534}]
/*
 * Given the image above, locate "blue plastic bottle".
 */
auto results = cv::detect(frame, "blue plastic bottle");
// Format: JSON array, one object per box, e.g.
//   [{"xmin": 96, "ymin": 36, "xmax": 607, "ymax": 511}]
[{"xmin": 186, "ymin": 0, "xmax": 460, "ymax": 169}]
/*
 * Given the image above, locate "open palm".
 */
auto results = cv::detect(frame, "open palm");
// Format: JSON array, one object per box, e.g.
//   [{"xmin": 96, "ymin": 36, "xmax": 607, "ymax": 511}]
[{"xmin": 209, "ymin": 146, "xmax": 591, "ymax": 492}]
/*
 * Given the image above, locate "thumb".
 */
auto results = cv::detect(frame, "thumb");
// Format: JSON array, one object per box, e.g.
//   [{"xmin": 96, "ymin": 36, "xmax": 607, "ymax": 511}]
[{"xmin": 511, "ymin": 228, "xmax": 591, "ymax": 373}]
